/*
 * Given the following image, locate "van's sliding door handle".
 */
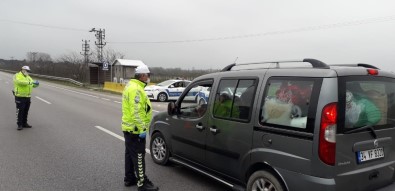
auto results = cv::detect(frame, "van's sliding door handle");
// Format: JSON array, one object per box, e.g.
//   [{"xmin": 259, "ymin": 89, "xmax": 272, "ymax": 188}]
[
  {"xmin": 196, "ymin": 124, "xmax": 204, "ymax": 130},
  {"xmin": 210, "ymin": 127, "xmax": 220, "ymax": 134}
]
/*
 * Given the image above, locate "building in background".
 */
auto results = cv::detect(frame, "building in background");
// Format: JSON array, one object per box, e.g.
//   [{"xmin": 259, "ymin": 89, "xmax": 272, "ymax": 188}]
[{"xmin": 112, "ymin": 59, "xmax": 145, "ymax": 84}]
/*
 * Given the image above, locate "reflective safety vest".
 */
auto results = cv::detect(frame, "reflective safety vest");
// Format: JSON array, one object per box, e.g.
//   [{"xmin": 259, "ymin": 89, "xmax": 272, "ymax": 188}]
[
  {"xmin": 213, "ymin": 99, "xmax": 240, "ymax": 118},
  {"xmin": 13, "ymin": 71, "xmax": 34, "ymax": 97},
  {"xmin": 122, "ymin": 79, "xmax": 152, "ymax": 134}
]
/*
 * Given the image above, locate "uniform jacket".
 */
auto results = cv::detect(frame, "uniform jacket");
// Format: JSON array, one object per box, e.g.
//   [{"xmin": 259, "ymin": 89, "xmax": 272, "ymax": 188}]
[
  {"xmin": 122, "ymin": 79, "xmax": 152, "ymax": 134},
  {"xmin": 13, "ymin": 71, "xmax": 35, "ymax": 97}
]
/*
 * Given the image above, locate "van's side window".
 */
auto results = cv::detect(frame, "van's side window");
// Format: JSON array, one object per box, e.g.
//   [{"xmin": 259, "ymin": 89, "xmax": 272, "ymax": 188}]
[
  {"xmin": 261, "ymin": 79, "xmax": 314, "ymax": 129},
  {"xmin": 179, "ymin": 82, "xmax": 213, "ymax": 118},
  {"xmin": 214, "ymin": 79, "xmax": 257, "ymax": 121}
]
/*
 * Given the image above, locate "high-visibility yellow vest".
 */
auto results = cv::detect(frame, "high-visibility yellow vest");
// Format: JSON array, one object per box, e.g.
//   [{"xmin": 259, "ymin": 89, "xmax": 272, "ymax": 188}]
[
  {"xmin": 122, "ymin": 79, "xmax": 152, "ymax": 134},
  {"xmin": 13, "ymin": 71, "xmax": 34, "ymax": 97}
]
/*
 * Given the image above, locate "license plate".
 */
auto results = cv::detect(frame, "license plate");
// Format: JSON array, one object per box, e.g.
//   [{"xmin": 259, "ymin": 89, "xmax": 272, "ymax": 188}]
[{"xmin": 357, "ymin": 148, "xmax": 384, "ymax": 163}]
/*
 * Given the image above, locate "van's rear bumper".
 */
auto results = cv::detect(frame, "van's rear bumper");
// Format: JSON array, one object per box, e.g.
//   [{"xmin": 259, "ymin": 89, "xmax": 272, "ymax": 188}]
[
  {"xmin": 276, "ymin": 168, "xmax": 336, "ymax": 191},
  {"xmin": 276, "ymin": 164, "xmax": 395, "ymax": 191}
]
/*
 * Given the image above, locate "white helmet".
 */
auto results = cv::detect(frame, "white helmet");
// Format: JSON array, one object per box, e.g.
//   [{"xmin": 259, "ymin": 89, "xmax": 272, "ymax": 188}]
[
  {"xmin": 21, "ymin": 66, "xmax": 31, "ymax": 71},
  {"xmin": 135, "ymin": 64, "xmax": 150, "ymax": 74}
]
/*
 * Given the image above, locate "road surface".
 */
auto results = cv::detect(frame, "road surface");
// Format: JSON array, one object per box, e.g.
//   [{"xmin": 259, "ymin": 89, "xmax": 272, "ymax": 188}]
[{"xmin": 0, "ymin": 71, "xmax": 228, "ymax": 191}]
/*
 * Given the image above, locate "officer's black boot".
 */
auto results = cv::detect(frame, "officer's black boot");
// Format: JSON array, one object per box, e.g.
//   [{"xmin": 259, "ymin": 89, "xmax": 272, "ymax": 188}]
[
  {"xmin": 23, "ymin": 123, "xmax": 32, "ymax": 128},
  {"xmin": 124, "ymin": 181, "xmax": 136, "ymax": 187},
  {"xmin": 17, "ymin": 125, "xmax": 23, "ymax": 130},
  {"xmin": 138, "ymin": 179, "xmax": 159, "ymax": 191}
]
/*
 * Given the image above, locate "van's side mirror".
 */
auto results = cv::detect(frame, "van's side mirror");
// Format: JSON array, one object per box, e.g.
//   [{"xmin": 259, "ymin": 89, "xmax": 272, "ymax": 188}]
[
  {"xmin": 169, "ymin": 85, "xmax": 175, "ymax": 88},
  {"xmin": 168, "ymin": 102, "xmax": 176, "ymax": 115}
]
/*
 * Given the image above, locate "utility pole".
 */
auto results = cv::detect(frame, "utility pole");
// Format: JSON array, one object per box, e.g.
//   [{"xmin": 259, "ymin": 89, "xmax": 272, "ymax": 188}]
[
  {"xmin": 89, "ymin": 28, "xmax": 106, "ymax": 85},
  {"xmin": 80, "ymin": 40, "xmax": 91, "ymax": 64},
  {"xmin": 89, "ymin": 28, "xmax": 106, "ymax": 63}
]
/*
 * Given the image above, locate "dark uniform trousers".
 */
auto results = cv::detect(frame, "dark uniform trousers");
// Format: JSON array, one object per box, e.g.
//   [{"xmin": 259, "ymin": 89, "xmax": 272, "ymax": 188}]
[
  {"xmin": 124, "ymin": 131, "xmax": 147, "ymax": 186},
  {"xmin": 15, "ymin": 97, "xmax": 31, "ymax": 126}
]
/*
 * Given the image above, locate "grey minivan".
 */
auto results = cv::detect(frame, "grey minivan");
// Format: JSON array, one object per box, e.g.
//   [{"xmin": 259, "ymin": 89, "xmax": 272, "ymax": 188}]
[{"xmin": 149, "ymin": 59, "xmax": 395, "ymax": 191}]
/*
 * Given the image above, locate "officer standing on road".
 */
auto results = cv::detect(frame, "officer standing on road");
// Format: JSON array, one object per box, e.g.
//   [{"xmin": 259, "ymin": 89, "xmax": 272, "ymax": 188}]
[
  {"xmin": 13, "ymin": 66, "xmax": 39, "ymax": 130},
  {"xmin": 122, "ymin": 64, "xmax": 159, "ymax": 191}
]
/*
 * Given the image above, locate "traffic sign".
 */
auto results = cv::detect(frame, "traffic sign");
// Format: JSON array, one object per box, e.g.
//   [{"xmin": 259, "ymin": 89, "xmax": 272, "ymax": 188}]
[{"xmin": 103, "ymin": 62, "xmax": 109, "ymax": 71}]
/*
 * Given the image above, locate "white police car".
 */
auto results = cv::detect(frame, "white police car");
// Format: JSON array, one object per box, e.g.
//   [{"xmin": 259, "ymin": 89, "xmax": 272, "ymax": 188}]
[
  {"xmin": 145, "ymin": 79, "xmax": 192, "ymax": 102},
  {"xmin": 196, "ymin": 87, "xmax": 210, "ymax": 105}
]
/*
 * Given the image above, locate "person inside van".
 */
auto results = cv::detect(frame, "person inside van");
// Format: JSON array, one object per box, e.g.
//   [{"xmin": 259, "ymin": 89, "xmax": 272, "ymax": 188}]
[
  {"xmin": 195, "ymin": 104, "xmax": 208, "ymax": 117},
  {"xmin": 239, "ymin": 85, "xmax": 255, "ymax": 120},
  {"xmin": 345, "ymin": 90, "xmax": 382, "ymax": 128},
  {"xmin": 214, "ymin": 92, "xmax": 239, "ymax": 118}
]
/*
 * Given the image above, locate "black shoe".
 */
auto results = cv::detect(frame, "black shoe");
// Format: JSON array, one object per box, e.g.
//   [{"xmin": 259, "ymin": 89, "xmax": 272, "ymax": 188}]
[
  {"xmin": 124, "ymin": 180, "xmax": 137, "ymax": 187},
  {"xmin": 23, "ymin": 124, "xmax": 32, "ymax": 128},
  {"xmin": 17, "ymin": 126, "xmax": 23, "ymax": 130},
  {"xmin": 138, "ymin": 179, "xmax": 158, "ymax": 191},
  {"xmin": 144, "ymin": 179, "xmax": 155, "ymax": 187}
]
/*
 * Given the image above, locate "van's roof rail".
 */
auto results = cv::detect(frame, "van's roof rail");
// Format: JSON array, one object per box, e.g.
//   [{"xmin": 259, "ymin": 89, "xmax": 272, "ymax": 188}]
[
  {"xmin": 221, "ymin": 58, "xmax": 329, "ymax": 71},
  {"xmin": 330, "ymin": 64, "xmax": 380, "ymax": 70}
]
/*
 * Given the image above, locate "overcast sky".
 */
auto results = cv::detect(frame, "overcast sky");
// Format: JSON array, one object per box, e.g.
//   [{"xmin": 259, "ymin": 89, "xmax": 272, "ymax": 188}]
[{"xmin": 1, "ymin": 0, "xmax": 395, "ymax": 70}]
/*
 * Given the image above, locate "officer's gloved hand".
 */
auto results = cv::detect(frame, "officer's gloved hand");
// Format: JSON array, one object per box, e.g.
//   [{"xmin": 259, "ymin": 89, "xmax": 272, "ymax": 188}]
[
  {"xmin": 33, "ymin": 80, "xmax": 39, "ymax": 87},
  {"xmin": 139, "ymin": 132, "xmax": 146, "ymax": 139}
]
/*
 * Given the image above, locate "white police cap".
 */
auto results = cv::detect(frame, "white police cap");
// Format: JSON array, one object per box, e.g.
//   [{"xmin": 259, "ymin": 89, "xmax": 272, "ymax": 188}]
[
  {"xmin": 135, "ymin": 64, "xmax": 150, "ymax": 74},
  {"xmin": 22, "ymin": 66, "xmax": 31, "ymax": 71}
]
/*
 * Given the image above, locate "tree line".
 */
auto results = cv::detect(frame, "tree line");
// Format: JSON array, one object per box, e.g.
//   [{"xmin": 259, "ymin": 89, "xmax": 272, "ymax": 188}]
[{"xmin": 0, "ymin": 50, "xmax": 218, "ymax": 83}]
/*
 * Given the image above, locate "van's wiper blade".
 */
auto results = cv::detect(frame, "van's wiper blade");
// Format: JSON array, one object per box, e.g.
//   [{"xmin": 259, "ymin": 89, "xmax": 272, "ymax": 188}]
[{"xmin": 344, "ymin": 125, "xmax": 377, "ymax": 139}]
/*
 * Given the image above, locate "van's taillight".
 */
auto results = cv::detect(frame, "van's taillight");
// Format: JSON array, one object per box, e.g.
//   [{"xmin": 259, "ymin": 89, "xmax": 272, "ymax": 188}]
[
  {"xmin": 367, "ymin": 69, "xmax": 378, "ymax": 75},
  {"xmin": 319, "ymin": 102, "xmax": 337, "ymax": 166}
]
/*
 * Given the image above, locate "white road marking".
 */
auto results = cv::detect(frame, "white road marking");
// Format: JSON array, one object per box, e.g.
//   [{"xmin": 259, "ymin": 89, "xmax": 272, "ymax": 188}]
[
  {"xmin": 46, "ymin": 84, "xmax": 99, "ymax": 98},
  {"xmin": 95, "ymin": 125, "xmax": 150, "ymax": 154},
  {"xmin": 114, "ymin": 101, "xmax": 122, "ymax": 104},
  {"xmin": 95, "ymin": 126, "xmax": 124, "ymax": 141},
  {"xmin": 101, "ymin": 98, "xmax": 110, "ymax": 101},
  {"xmin": 35, "ymin": 96, "xmax": 52, "ymax": 104},
  {"xmin": 153, "ymin": 110, "xmax": 160, "ymax": 113}
]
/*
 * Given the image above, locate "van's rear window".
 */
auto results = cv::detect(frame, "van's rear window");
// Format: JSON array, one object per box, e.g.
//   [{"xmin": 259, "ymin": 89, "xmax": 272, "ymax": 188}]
[{"xmin": 338, "ymin": 76, "xmax": 395, "ymax": 132}]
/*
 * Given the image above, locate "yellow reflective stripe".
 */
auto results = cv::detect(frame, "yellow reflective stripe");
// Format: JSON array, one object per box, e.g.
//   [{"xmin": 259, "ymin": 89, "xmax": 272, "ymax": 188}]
[
  {"xmin": 137, "ymin": 153, "xmax": 145, "ymax": 187},
  {"xmin": 134, "ymin": 90, "xmax": 144, "ymax": 132}
]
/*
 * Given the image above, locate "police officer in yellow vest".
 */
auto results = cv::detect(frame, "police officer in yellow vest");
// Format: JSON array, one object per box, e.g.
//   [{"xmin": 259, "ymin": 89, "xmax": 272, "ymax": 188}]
[
  {"xmin": 13, "ymin": 66, "xmax": 39, "ymax": 130},
  {"xmin": 122, "ymin": 64, "xmax": 158, "ymax": 191}
]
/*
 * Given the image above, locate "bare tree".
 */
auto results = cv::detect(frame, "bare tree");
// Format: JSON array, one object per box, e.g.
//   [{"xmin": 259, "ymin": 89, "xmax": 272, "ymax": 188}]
[
  {"xmin": 104, "ymin": 48, "xmax": 125, "ymax": 64},
  {"xmin": 91, "ymin": 47, "xmax": 125, "ymax": 64},
  {"xmin": 26, "ymin": 52, "xmax": 52, "ymax": 62},
  {"xmin": 36, "ymin": 52, "xmax": 52, "ymax": 62},
  {"xmin": 56, "ymin": 52, "xmax": 87, "ymax": 81}
]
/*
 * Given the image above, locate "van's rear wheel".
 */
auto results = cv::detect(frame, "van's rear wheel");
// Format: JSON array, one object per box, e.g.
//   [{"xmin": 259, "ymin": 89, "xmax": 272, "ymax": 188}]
[
  {"xmin": 247, "ymin": 170, "xmax": 284, "ymax": 191},
  {"xmin": 150, "ymin": 132, "xmax": 170, "ymax": 165}
]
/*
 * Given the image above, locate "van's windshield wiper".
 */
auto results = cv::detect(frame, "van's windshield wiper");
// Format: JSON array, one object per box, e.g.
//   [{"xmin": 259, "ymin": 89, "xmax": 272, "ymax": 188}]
[{"xmin": 344, "ymin": 125, "xmax": 377, "ymax": 139}]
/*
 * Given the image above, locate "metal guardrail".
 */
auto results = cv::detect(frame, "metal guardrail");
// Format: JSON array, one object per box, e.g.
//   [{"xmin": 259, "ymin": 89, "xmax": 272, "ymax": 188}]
[{"xmin": 0, "ymin": 69, "xmax": 84, "ymax": 86}]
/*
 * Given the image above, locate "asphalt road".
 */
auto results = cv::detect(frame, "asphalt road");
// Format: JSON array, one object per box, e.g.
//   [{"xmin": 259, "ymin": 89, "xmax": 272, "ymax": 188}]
[{"xmin": 0, "ymin": 71, "xmax": 228, "ymax": 191}]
